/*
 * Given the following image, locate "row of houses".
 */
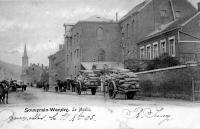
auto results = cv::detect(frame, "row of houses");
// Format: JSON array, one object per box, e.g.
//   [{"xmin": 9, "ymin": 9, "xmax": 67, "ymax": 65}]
[
  {"xmin": 48, "ymin": 0, "xmax": 200, "ymax": 87},
  {"xmin": 21, "ymin": 44, "xmax": 49, "ymax": 85}
]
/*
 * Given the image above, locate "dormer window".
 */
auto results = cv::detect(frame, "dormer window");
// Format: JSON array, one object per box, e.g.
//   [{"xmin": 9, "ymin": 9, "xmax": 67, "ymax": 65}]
[
  {"xmin": 175, "ymin": 11, "xmax": 182, "ymax": 18},
  {"xmin": 160, "ymin": 10, "xmax": 167, "ymax": 17}
]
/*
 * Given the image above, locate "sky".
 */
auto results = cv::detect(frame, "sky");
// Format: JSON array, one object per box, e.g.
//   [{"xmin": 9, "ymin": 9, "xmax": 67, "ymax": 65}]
[{"xmin": 0, "ymin": 0, "xmax": 199, "ymax": 66}]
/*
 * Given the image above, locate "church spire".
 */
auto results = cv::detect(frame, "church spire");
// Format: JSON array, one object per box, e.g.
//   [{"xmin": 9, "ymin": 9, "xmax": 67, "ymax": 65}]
[{"xmin": 23, "ymin": 43, "xmax": 27, "ymax": 57}]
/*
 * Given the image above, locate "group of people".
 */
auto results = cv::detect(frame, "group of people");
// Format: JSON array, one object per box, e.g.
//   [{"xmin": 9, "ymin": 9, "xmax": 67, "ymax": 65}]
[
  {"xmin": 43, "ymin": 81, "xmax": 49, "ymax": 92},
  {"xmin": 54, "ymin": 76, "xmax": 82, "ymax": 93}
]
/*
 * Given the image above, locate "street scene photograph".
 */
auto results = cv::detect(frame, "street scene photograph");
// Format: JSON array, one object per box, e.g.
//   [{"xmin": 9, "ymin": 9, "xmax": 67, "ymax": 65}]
[{"xmin": 0, "ymin": 0, "xmax": 200, "ymax": 129}]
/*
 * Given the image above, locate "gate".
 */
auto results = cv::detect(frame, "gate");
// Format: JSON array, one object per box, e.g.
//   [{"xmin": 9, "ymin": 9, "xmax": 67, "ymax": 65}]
[{"xmin": 192, "ymin": 79, "xmax": 200, "ymax": 101}]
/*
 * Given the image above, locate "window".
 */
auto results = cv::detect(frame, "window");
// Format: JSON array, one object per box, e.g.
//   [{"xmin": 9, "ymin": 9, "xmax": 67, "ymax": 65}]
[
  {"xmin": 160, "ymin": 10, "xmax": 167, "ymax": 17},
  {"xmin": 153, "ymin": 42, "xmax": 158, "ymax": 58},
  {"xmin": 126, "ymin": 24, "xmax": 129, "ymax": 38},
  {"xmin": 168, "ymin": 36, "xmax": 175, "ymax": 57},
  {"xmin": 132, "ymin": 19, "xmax": 135, "ymax": 33},
  {"xmin": 67, "ymin": 55, "xmax": 69, "ymax": 63},
  {"xmin": 74, "ymin": 50, "xmax": 76, "ymax": 58},
  {"xmin": 122, "ymin": 33, "xmax": 124, "ymax": 40},
  {"xmin": 146, "ymin": 44, "xmax": 151, "ymax": 60},
  {"xmin": 97, "ymin": 27, "xmax": 103, "ymax": 41},
  {"xmin": 70, "ymin": 52, "xmax": 72, "ymax": 61},
  {"xmin": 175, "ymin": 11, "xmax": 181, "ymax": 18},
  {"xmin": 70, "ymin": 37, "xmax": 72, "ymax": 47},
  {"xmin": 77, "ymin": 49, "xmax": 79, "ymax": 58},
  {"xmin": 75, "ymin": 34, "xmax": 77, "ymax": 44},
  {"xmin": 140, "ymin": 46, "xmax": 145, "ymax": 59},
  {"xmin": 160, "ymin": 39, "xmax": 166, "ymax": 54},
  {"xmin": 97, "ymin": 49, "xmax": 105, "ymax": 61},
  {"xmin": 77, "ymin": 33, "xmax": 79, "ymax": 43}
]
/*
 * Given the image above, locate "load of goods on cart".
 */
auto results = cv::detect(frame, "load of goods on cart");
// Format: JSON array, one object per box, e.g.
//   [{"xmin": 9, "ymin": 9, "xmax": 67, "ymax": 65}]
[
  {"xmin": 102, "ymin": 68, "xmax": 140, "ymax": 99},
  {"xmin": 76, "ymin": 70, "xmax": 101, "ymax": 95}
]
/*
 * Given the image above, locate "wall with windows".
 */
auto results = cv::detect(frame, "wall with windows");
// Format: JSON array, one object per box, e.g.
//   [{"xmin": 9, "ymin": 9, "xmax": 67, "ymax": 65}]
[
  {"xmin": 138, "ymin": 29, "xmax": 178, "ymax": 60},
  {"xmin": 64, "ymin": 23, "xmax": 82, "ymax": 78},
  {"xmin": 64, "ymin": 21, "xmax": 121, "ymax": 78},
  {"xmin": 80, "ymin": 22, "xmax": 121, "ymax": 63},
  {"xmin": 49, "ymin": 46, "xmax": 65, "ymax": 87},
  {"xmin": 119, "ymin": 0, "xmax": 196, "ymax": 61}
]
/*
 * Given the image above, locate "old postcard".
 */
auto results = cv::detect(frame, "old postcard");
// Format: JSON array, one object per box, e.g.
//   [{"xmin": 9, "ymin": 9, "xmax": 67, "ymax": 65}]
[{"xmin": 0, "ymin": 0, "xmax": 200, "ymax": 129}]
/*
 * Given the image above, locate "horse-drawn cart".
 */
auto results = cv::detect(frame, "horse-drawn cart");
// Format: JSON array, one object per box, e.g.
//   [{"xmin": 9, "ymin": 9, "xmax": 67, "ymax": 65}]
[
  {"xmin": 76, "ymin": 70, "xmax": 100, "ymax": 95},
  {"xmin": 105, "ymin": 69, "xmax": 141, "ymax": 99}
]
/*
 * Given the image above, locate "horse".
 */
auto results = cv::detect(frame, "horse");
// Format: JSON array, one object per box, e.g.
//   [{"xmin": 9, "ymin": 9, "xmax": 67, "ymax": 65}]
[
  {"xmin": 0, "ymin": 80, "xmax": 11, "ymax": 104},
  {"xmin": 43, "ymin": 82, "xmax": 49, "ymax": 92},
  {"xmin": 69, "ymin": 79, "xmax": 77, "ymax": 92}
]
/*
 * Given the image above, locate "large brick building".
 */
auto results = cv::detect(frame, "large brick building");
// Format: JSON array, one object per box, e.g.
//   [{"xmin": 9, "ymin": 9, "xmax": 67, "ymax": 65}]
[
  {"xmin": 119, "ymin": 0, "xmax": 198, "ymax": 61},
  {"xmin": 48, "ymin": 0, "xmax": 200, "ymax": 85},
  {"xmin": 64, "ymin": 16, "xmax": 122, "ymax": 78},
  {"xmin": 135, "ymin": 0, "xmax": 200, "ymax": 64}
]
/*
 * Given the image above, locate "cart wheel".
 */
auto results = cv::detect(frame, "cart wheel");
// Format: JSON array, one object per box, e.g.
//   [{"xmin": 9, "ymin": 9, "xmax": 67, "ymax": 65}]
[
  {"xmin": 126, "ymin": 92, "xmax": 135, "ymax": 99},
  {"xmin": 108, "ymin": 82, "xmax": 116, "ymax": 99},
  {"xmin": 91, "ymin": 88, "xmax": 96, "ymax": 95}
]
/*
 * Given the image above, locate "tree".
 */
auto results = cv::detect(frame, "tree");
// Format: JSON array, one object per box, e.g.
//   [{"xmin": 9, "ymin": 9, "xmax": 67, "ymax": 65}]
[{"xmin": 146, "ymin": 53, "xmax": 180, "ymax": 70}]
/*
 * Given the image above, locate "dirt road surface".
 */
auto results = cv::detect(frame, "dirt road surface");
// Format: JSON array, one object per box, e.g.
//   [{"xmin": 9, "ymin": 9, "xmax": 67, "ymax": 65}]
[{"xmin": 0, "ymin": 87, "xmax": 200, "ymax": 129}]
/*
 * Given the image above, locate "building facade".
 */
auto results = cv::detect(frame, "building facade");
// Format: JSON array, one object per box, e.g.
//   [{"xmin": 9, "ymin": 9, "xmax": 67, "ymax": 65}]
[
  {"xmin": 48, "ymin": 0, "xmax": 200, "ymax": 85},
  {"xmin": 64, "ymin": 16, "xmax": 122, "ymax": 78},
  {"xmin": 119, "ymin": 0, "xmax": 197, "ymax": 61},
  {"xmin": 48, "ymin": 44, "xmax": 66, "ymax": 87},
  {"xmin": 136, "ymin": 1, "xmax": 200, "ymax": 64},
  {"xmin": 26, "ymin": 63, "xmax": 49, "ymax": 85},
  {"xmin": 21, "ymin": 44, "xmax": 49, "ymax": 85}
]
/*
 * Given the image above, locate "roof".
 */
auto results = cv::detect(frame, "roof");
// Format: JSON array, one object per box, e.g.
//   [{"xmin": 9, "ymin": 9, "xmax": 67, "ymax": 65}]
[
  {"xmin": 181, "ymin": 11, "xmax": 200, "ymax": 26},
  {"xmin": 80, "ymin": 15, "xmax": 114, "ymax": 23},
  {"xmin": 137, "ymin": 16, "xmax": 194, "ymax": 44},
  {"xmin": 119, "ymin": 0, "xmax": 152, "ymax": 22}
]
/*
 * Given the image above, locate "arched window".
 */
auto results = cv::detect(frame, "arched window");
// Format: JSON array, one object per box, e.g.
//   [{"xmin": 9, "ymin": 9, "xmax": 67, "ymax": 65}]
[
  {"xmin": 97, "ymin": 27, "xmax": 103, "ymax": 41},
  {"xmin": 97, "ymin": 49, "xmax": 105, "ymax": 61}
]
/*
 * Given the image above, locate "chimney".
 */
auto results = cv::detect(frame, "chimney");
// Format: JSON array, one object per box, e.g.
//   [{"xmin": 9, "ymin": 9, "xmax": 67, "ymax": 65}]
[
  {"xmin": 116, "ymin": 12, "xmax": 118, "ymax": 22},
  {"xmin": 198, "ymin": 2, "xmax": 200, "ymax": 11}
]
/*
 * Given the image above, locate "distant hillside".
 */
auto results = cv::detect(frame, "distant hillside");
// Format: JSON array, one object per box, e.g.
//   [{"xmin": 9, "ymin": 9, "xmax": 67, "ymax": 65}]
[{"xmin": 0, "ymin": 60, "xmax": 21, "ymax": 81}]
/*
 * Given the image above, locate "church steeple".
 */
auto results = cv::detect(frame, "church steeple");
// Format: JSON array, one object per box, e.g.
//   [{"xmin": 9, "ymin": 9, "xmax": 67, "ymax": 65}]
[
  {"xmin": 22, "ymin": 43, "xmax": 29, "ymax": 74},
  {"xmin": 23, "ymin": 43, "xmax": 27, "ymax": 57}
]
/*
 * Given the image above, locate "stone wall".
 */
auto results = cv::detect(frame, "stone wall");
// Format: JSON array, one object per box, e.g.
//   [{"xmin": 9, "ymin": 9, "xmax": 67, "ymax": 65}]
[{"xmin": 135, "ymin": 64, "xmax": 200, "ymax": 100}]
